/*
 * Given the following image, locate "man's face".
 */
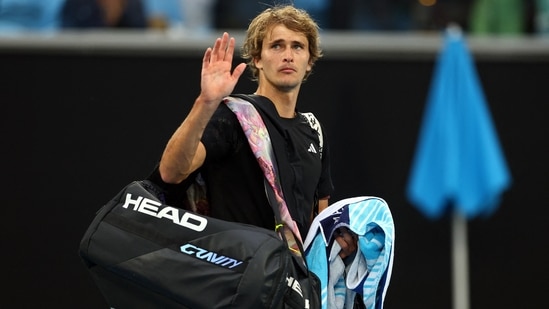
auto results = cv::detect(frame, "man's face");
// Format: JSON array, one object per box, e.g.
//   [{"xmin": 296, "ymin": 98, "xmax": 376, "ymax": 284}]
[{"xmin": 254, "ymin": 24, "xmax": 312, "ymax": 92}]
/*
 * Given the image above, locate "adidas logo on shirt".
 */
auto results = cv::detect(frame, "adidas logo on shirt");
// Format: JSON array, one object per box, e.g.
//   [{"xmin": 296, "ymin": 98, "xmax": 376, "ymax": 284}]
[{"xmin": 308, "ymin": 143, "xmax": 317, "ymax": 154}]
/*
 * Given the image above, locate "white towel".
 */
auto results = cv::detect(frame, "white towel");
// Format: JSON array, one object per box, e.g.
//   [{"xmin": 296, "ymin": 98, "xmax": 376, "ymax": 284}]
[{"xmin": 327, "ymin": 241, "xmax": 346, "ymax": 309}]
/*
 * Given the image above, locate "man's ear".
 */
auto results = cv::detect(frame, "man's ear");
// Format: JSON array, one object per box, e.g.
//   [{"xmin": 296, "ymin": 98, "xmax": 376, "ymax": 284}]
[
  {"xmin": 254, "ymin": 57, "xmax": 262, "ymax": 70},
  {"xmin": 307, "ymin": 59, "xmax": 313, "ymax": 72}
]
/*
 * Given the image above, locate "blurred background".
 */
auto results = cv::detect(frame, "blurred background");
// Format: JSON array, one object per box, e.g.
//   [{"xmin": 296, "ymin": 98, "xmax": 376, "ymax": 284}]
[
  {"xmin": 2, "ymin": 1, "xmax": 548, "ymax": 309},
  {"xmin": 0, "ymin": 0, "xmax": 548, "ymax": 35}
]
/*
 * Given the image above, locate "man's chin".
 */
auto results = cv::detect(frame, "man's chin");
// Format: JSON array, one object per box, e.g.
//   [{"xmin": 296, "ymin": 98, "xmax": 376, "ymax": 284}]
[{"xmin": 275, "ymin": 81, "xmax": 301, "ymax": 93}]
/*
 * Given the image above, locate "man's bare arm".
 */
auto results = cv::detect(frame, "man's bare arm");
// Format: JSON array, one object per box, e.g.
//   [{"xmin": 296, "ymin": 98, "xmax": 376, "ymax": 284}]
[
  {"xmin": 159, "ymin": 33, "xmax": 247, "ymax": 184},
  {"xmin": 318, "ymin": 198, "xmax": 329, "ymax": 213}
]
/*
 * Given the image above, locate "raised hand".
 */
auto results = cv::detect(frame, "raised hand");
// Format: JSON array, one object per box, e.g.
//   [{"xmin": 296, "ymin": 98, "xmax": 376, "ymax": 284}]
[{"xmin": 199, "ymin": 32, "xmax": 247, "ymax": 106}]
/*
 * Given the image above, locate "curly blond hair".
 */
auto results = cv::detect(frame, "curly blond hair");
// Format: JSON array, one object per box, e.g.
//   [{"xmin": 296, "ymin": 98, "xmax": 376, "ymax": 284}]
[{"xmin": 241, "ymin": 5, "xmax": 323, "ymax": 81}]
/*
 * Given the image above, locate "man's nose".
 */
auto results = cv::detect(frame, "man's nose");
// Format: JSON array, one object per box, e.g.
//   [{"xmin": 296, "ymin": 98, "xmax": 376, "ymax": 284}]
[{"xmin": 283, "ymin": 49, "xmax": 294, "ymax": 62}]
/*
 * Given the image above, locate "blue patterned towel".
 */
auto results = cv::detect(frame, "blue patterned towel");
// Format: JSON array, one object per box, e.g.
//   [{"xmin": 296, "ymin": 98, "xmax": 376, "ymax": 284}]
[{"xmin": 304, "ymin": 197, "xmax": 395, "ymax": 309}]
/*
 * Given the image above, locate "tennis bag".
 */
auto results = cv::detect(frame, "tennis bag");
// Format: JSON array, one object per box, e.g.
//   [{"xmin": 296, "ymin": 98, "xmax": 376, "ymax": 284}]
[{"xmin": 79, "ymin": 180, "xmax": 320, "ymax": 309}]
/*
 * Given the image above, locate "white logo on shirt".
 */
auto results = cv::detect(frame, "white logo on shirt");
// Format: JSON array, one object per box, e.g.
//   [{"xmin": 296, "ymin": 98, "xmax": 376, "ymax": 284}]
[{"xmin": 308, "ymin": 143, "xmax": 317, "ymax": 154}]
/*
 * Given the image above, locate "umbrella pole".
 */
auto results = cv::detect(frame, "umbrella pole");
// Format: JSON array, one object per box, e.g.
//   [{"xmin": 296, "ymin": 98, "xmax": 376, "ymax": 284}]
[{"xmin": 452, "ymin": 211, "xmax": 470, "ymax": 309}]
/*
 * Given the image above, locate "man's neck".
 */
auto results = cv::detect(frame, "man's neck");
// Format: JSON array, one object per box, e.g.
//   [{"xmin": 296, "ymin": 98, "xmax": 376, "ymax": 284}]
[{"xmin": 255, "ymin": 87, "xmax": 300, "ymax": 118}]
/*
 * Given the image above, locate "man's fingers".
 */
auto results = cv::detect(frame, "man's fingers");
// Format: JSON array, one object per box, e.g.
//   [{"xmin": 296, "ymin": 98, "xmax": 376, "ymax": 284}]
[
  {"xmin": 334, "ymin": 228, "xmax": 358, "ymax": 259},
  {"xmin": 220, "ymin": 32, "xmax": 230, "ymax": 60},
  {"xmin": 210, "ymin": 37, "xmax": 221, "ymax": 62},
  {"xmin": 207, "ymin": 33, "xmax": 235, "ymax": 63},
  {"xmin": 225, "ymin": 36, "xmax": 236, "ymax": 63},
  {"xmin": 202, "ymin": 47, "xmax": 212, "ymax": 68},
  {"xmin": 231, "ymin": 63, "xmax": 247, "ymax": 80}
]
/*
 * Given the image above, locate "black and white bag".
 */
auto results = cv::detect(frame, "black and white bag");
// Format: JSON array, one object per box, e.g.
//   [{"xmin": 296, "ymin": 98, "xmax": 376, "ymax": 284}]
[{"xmin": 79, "ymin": 180, "xmax": 320, "ymax": 309}]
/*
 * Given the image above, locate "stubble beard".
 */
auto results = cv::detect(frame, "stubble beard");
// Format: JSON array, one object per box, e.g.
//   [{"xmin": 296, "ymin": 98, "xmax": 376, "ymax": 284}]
[{"xmin": 272, "ymin": 76, "xmax": 303, "ymax": 93}]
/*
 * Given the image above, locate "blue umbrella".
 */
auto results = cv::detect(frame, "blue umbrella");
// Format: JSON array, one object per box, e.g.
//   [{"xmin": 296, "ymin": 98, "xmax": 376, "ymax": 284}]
[
  {"xmin": 407, "ymin": 26, "xmax": 511, "ymax": 220},
  {"xmin": 406, "ymin": 26, "xmax": 511, "ymax": 309}
]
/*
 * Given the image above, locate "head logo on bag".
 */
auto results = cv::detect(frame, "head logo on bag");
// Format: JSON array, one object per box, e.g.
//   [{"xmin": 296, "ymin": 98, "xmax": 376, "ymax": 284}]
[
  {"xmin": 122, "ymin": 193, "xmax": 208, "ymax": 232},
  {"xmin": 286, "ymin": 275, "xmax": 303, "ymax": 298}
]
